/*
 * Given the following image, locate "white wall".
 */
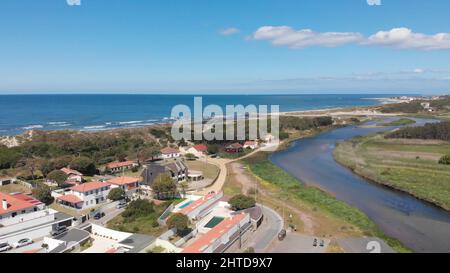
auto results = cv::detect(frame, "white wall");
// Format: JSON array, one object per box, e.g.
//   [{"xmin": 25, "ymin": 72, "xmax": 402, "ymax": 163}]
[{"xmin": 91, "ymin": 224, "xmax": 131, "ymax": 241}]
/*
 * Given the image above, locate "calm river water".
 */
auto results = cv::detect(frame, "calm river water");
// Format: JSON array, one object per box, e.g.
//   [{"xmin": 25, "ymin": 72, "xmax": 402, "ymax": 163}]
[{"xmin": 270, "ymin": 118, "xmax": 450, "ymax": 252}]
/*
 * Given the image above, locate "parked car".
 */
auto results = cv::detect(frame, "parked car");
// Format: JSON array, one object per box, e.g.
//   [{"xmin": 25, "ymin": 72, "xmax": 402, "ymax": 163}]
[
  {"xmin": 93, "ymin": 212, "xmax": 105, "ymax": 220},
  {"xmin": 51, "ymin": 225, "xmax": 67, "ymax": 236},
  {"xmin": 320, "ymin": 240, "xmax": 325, "ymax": 247},
  {"xmin": 278, "ymin": 229, "xmax": 287, "ymax": 241},
  {"xmin": 12, "ymin": 238, "xmax": 33, "ymax": 248},
  {"xmin": 0, "ymin": 242, "xmax": 12, "ymax": 252},
  {"xmin": 116, "ymin": 202, "xmax": 127, "ymax": 209}
]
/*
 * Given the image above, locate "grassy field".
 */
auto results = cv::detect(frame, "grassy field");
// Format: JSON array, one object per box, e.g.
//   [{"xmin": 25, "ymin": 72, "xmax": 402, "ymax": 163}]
[
  {"xmin": 0, "ymin": 183, "xmax": 31, "ymax": 194},
  {"xmin": 334, "ymin": 133, "xmax": 450, "ymax": 211},
  {"xmin": 224, "ymin": 151, "xmax": 410, "ymax": 252},
  {"xmin": 185, "ymin": 160, "xmax": 220, "ymax": 180}
]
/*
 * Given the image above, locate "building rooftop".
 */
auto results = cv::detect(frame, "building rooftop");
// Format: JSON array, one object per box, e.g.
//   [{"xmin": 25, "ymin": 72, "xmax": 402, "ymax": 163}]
[
  {"xmin": 160, "ymin": 147, "xmax": 179, "ymax": 154},
  {"xmin": 107, "ymin": 161, "xmax": 136, "ymax": 169},
  {"xmin": 118, "ymin": 234, "xmax": 156, "ymax": 253},
  {"xmin": 179, "ymin": 192, "xmax": 217, "ymax": 215},
  {"xmin": 192, "ymin": 144, "xmax": 208, "ymax": 152},
  {"xmin": 60, "ymin": 167, "xmax": 83, "ymax": 176},
  {"xmin": 107, "ymin": 176, "xmax": 139, "ymax": 186},
  {"xmin": 0, "ymin": 192, "xmax": 36, "ymax": 215},
  {"xmin": 69, "ymin": 181, "xmax": 110, "ymax": 193},
  {"xmin": 10, "ymin": 193, "xmax": 43, "ymax": 207},
  {"xmin": 57, "ymin": 194, "xmax": 83, "ymax": 204},
  {"xmin": 182, "ymin": 213, "xmax": 247, "ymax": 253}
]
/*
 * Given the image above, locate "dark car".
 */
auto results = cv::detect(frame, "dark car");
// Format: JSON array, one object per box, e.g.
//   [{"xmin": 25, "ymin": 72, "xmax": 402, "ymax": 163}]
[
  {"xmin": 50, "ymin": 225, "xmax": 67, "ymax": 237},
  {"xmin": 94, "ymin": 212, "xmax": 105, "ymax": 220},
  {"xmin": 313, "ymin": 238, "xmax": 318, "ymax": 247},
  {"xmin": 278, "ymin": 229, "xmax": 287, "ymax": 241},
  {"xmin": 320, "ymin": 240, "xmax": 325, "ymax": 247}
]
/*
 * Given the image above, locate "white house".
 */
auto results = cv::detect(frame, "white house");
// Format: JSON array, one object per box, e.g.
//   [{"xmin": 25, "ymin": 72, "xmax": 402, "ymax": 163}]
[
  {"xmin": 160, "ymin": 147, "xmax": 181, "ymax": 159},
  {"xmin": 60, "ymin": 167, "xmax": 83, "ymax": 184},
  {"xmin": 186, "ymin": 144, "xmax": 208, "ymax": 158},
  {"xmin": 106, "ymin": 161, "xmax": 138, "ymax": 174},
  {"xmin": 55, "ymin": 181, "xmax": 111, "ymax": 210},
  {"xmin": 243, "ymin": 140, "xmax": 258, "ymax": 150}
]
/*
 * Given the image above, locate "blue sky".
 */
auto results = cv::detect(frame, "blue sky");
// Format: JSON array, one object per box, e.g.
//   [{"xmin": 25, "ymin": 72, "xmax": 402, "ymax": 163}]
[{"xmin": 1, "ymin": 0, "xmax": 450, "ymax": 94}]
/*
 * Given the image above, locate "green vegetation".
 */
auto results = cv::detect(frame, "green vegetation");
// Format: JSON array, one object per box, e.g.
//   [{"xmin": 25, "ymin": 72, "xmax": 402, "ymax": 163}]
[
  {"xmin": 334, "ymin": 133, "xmax": 450, "ymax": 211},
  {"xmin": 228, "ymin": 194, "xmax": 256, "ymax": 211},
  {"xmin": 184, "ymin": 153, "xmax": 196, "ymax": 160},
  {"xmin": 185, "ymin": 160, "xmax": 219, "ymax": 181},
  {"xmin": 243, "ymin": 152, "xmax": 410, "ymax": 252},
  {"xmin": 69, "ymin": 156, "xmax": 97, "ymax": 176},
  {"xmin": 107, "ymin": 199, "xmax": 169, "ymax": 236},
  {"xmin": 386, "ymin": 121, "xmax": 450, "ymax": 141},
  {"xmin": 107, "ymin": 188, "xmax": 125, "ymax": 201},
  {"xmin": 46, "ymin": 170, "xmax": 68, "ymax": 186},
  {"xmin": 151, "ymin": 173, "xmax": 178, "ymax": 199},
  {"xmin": 439, "ymin": 155, "xmax": 450, "ymax": 165},
  {"xmin": 380, "ymin": 118, "xmax": 416, "ymax": 127},
  {"xmin": 32, "ymin": 184, "xmax": 54, "ymax": 205},
  {"xmin": 166, "ymin": 213, "xmax": 190, "ymax": 236}
]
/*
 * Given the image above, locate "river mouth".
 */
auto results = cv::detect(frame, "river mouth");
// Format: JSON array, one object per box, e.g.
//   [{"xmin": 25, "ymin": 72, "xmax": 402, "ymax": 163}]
[{"xmin": 269, "ymin": 118, "xmax": 450, "ymax": 253}]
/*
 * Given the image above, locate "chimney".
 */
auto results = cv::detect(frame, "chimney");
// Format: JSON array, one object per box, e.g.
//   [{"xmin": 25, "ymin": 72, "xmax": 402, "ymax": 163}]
[{"xmin": 2, "ymin": 199, "xmax": 8, "ymax": 210}]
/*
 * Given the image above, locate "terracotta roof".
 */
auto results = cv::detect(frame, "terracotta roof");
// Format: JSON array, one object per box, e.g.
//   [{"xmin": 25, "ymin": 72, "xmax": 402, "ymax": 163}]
[
  {"xmin": 182, "ymin": 213, "xmax": 247, "ymax": 253},
  {"xmin": 70, "ymin": 181, "xmax": 110, "ymax": 193},
  {"xmin": 0, "ymin": 192, "xmax": 36, "ymax": 215},
  {"xmin": 57, "ymin": 194, "xmax": 83, "ymax": 204},
  {"xmin": 179, "ymin": 193, "xmax": 217, "ymax": 215},
  {"xmin": 11, "ymin": 193, "xmax": 43, "ymax": 206},
  {"xmin": 244, "ymin": 141, "xmax": 256, "ymax": 146},
  {"xmin": 107, "ymin": 161, "xmax": 136, "ymax": 169},
  {"xmin": 60, "ymin": 167, "xmax": 83, "ymax": 176},
  {"xmin": 192, "ymin": 144, "xmax": 207, "ymax": 152},
  {"xmin": 160, "ymin": 147, "xmax": 179, "ymax": 154},
  {"xmin": 107, "ymin": 176, "xmax": 139, "ymax": 186},
  {"xmin": 227, "ymin": 143, "xmax": 243, "ymax": 149}
]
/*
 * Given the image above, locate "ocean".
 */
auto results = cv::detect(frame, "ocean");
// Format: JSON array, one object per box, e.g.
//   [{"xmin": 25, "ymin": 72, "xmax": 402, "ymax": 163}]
[{"xmin": 0, "ymin": 94, "xmax": 394, "ymax": 136}]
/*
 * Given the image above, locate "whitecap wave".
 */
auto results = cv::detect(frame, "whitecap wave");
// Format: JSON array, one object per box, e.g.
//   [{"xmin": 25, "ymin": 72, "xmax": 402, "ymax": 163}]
[
  {"xmin": 22, "ymin": 125, "xmax": 44, "ymax": 130},
  {"xmin": 118, "ymin": 120, "xmax": 144, "ymax": 125}
]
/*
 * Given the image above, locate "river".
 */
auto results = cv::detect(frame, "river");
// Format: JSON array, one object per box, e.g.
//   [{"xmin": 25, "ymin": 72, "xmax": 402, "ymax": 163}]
[{"xmin": 270, "ymin": 118, "xmax": 450, "ymax": 252}]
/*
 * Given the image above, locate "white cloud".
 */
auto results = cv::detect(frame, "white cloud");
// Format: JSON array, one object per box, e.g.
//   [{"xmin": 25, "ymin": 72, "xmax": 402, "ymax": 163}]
[
  {"xmin": 251, "ymin": 26, "xmax": 450, "ymax": 51},
  {"xmin": 365, "ymin": 27, "xmax": 450, "ymax": 50},
  {"xmin": 252, "ymin": 26, "xmax": 363, "ymax": 48},
  {"xmin": 220, "ymin": 27, "xmax": 240, "ymax": 36}
]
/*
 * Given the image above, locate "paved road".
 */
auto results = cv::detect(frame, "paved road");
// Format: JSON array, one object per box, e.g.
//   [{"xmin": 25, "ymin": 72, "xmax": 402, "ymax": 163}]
[
  {"xmin": 246, "ymin": 205, "xmax": 283, "ymax": 253},
  {"xmin": 271, "ymin": 233, "xmax": 330, "ymax": 253},
  {"xmin": 337, "ymin": 237, "xmax": 395, "ymax": 253}
]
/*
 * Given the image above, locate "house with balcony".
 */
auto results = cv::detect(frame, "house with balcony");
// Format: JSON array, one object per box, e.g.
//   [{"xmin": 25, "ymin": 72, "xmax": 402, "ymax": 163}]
[{"xmin": 55, "ymin": 181, "xmax": 111, "ymax": 210}]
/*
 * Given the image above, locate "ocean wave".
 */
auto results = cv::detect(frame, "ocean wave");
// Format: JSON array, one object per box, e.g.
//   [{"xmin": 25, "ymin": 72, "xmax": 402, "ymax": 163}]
[
  {"xmin": 48, "ymin": 121, "xmax": 71, "ymax": 127},
  {"xmin": 22, "ymin": 125, "xmax": 44, "ymax": 130},
  {"xmin": 83, "ymin": 125, "xmax": 106, "ymax": 129},
  {"xmin": 118, "ymin": 120, "xmax": 144, "ymax": 125}
]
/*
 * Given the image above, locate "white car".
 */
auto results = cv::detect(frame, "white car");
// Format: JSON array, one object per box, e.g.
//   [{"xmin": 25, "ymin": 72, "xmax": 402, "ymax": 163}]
[
  {"xmin": 0, "ymin": 242, "xmax": 12, "ymax": 252},
  {"xmin": 12, "ymin": 238, "xmax": 33, "ymax": 248}
]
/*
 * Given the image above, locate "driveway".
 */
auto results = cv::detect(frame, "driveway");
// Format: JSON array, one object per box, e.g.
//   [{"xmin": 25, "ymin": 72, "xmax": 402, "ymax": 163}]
[{"xmin": 246, "ymin": 205, "xmax": 283, "ymax": 253}]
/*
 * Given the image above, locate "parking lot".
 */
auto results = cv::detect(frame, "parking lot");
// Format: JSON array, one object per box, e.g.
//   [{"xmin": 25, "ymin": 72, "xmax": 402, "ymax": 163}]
[{"xmin": 271, "ymin": 232, "xmax": 330, "ymax": 253}]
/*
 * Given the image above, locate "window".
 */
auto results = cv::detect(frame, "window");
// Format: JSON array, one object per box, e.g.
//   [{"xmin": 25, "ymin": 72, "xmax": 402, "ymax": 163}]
[
  {"xmin": 12, "ymin": 212, "xmax": 17, "ymax": 217},
  {"xmin": 21, "ymin": 210, "xmax": 26, "ymax": 214}
]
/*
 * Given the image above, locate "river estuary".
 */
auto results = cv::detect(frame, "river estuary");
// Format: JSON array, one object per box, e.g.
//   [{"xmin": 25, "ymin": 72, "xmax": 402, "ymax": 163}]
[{"xmin": 270, "ymin": 118, "xmax": 450, "ymax": 252}]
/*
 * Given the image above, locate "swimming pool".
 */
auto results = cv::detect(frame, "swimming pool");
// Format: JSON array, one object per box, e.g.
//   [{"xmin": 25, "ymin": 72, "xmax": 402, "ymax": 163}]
[
  {"xmin": 179, "ymin": 200, "xmax": 193, "ymax": 209},
  {"xmin": 204, "ymin": 217, "xmax": 225, "ymax": 228}
]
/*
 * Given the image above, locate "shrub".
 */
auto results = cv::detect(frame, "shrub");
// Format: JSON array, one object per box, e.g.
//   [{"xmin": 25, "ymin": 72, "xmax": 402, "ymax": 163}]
[
  {"xmin": 32, "ymin": 185, "xmax": 54, "ymax": 205},
  {"xmin": 46, "ymin": 170, "xmax": 69, "ymax": 186},
  {"xmin": 108, "ymin": 188, "xmax": 125, "ymax": 201},
  {"xmin": 438, "ymin": 155, "xmax": 450, "ymax": 165},
  {"xmin": 70, "ymin": 157, "xmax": 97, "ymax": 176},
  {"xmin": 121, "ymin": 199, "xmax": 154, "ymax": 220},
  {"xmin": 228, "ymin": 194, "xmax": 256, "ymax": 211},
  {"xmin": 166, "ymin": 213, "xmax": 190, "ymax": 235}
]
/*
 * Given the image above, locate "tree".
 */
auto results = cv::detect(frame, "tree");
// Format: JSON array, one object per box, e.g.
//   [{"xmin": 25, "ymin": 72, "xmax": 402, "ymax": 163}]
[
  {"xmin": 151, "ymin": 173, "xmax": 177, "ymax": 199},
  {"xmin": 185, "ymin": 153, "xmax": 196, "ymax": 161},
  {"xmin": 439, "ymin": 155, "xmax": 450, "ymax": 165},
  {"xmin": 179, "ymin": 181, "xmax": 189, "ymax": 196},
  {"xmin": 166, "ymin": 213, "xmax": 190, "ymax": 235},
  {"xmin": 228, "ymin": 194, "xmax": 256, "ymax": 211},
  {"xmin": 207, "ymin": 144, "xmax": 219, "ymax": 155},
  {"xmin": 121, "ymin": 199, "xmax": 154, "ymax": 220},
  {"xmin": 70, "ymin": 156, "xmax": 96, "ymax": 176},
  {"xmin": 108, "ymin": 188, "xmax": 125, "ymax": 201},
  {"xmin": 32, "ymin": 185, "xmax": 54, "ymax": 205},
  {"xmin": 47, "ymin": 170, "xmax": 69, "ymax": 186}
]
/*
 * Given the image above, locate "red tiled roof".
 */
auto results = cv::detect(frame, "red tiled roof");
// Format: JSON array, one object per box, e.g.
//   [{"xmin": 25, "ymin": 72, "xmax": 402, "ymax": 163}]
[
  {"xmin": 106, "ymin": 161, "xmax": 136, "ymax": 169},
  {"xmin": 0, "ymin": 192, "xmax": 36, "ymax": 215},
  {"xmin": 105, "ymin": 248, "xmax": 118, "ymax": 253},
  {"xmin": 182, "ymin": 213, "xmax": 247, "ymax": 253},
  {"xmin": 11, "ymin": 193, "xmax": 43, "ymax": 206},
  {"xmin": 179, "ymin": 193, "xmax": 217, "ymax": 215},
  {"xmin": 107, "ymin": 176, "xmax": 139, "ymax": 186},
  {"xmin": 57, "ymin": 194, "xmax": 83, "ymax": 204},
  {"xmin": 227, "ymin": 143, "xmax": 243, "ymax": 149},
  {"xmin": 160, "ymin": 147, "xmax": 179, "ymax": 154},
  {"xmin": 244, "ymin": 141, "xmax": 256, "ymax": 146},
  {"xmin": 70, "ymin": 181, "xmax": 110, "ymax": 193},
  {"xmin": 60, "ymin": 167, "xmax": 83, "ymax": 176},
  {"xmin": 192, "ymin": 144, "xmax": 207, "ymax": 152}
]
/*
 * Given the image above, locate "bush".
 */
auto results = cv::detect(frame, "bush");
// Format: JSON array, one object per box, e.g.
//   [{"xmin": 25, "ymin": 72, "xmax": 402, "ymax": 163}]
[
  {"xmin": 70, "ymin": 157, "xmax": 97, "ymax": 176},
  {"xmin": 47, "ymin": 170, "xmax": 68, "ymax": 186},
  {"xmin": 439, "ymin": 155, "xmax": 450, "ymax": 165},
  {"xmin": 166, "ymin": 213, "xmax": 190, "ymax": 235},
  {"xmin": 108, "ymin": 188, "xmax": 125, "ymax": 201},
  {"xmin": 121, "ymin": 199, "xmax": 154, "ymax": 220},
  {"xmin": 228, "ymin": 194, "xmax": 256, "ymax": 211},
  {"xmin": 185, "ymin": 153, "xmax": 196, "ymax": 160},
  {"xmin": 152, "ymin": 173, "xmax": 177, "ymax": 199},
  {"xmin": 32, "ymin": 185, "xmax": 54, "ymax": 205}
]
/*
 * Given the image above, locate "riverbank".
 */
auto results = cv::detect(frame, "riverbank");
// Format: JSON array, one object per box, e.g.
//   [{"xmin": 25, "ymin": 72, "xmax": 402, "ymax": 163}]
[
  {"xmin": 223, "ymin": 127, "xmax": 411, "ymax": 253},
  {"xmin": 333, "ymin": 133, "xmax": 450, "ymax": 212}
]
